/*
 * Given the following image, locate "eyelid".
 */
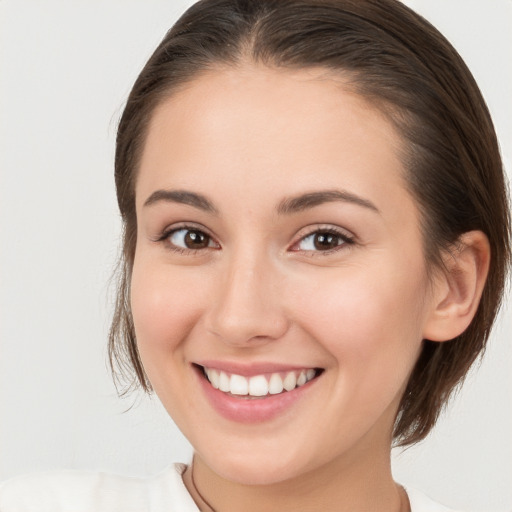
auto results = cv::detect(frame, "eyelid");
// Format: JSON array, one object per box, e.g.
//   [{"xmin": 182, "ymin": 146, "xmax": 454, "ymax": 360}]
[
  {"xmin": 155, "ymin": 222, "xmax": 221, "ymax": 252},
  {"xmin": 153, "ymin": 222, "xmax": 354, "ymax": 255},
  {"xmin": 289, "ymin": 224, "xmax": 355, "ymax": 253}
]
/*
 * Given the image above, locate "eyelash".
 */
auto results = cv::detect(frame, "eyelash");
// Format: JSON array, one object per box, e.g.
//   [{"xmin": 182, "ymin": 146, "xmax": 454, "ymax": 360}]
[
  {"xmin": 156, "ymin": 224, "xmax": 355, "ymax": 256},
  {"xmin": 156, "ymin": 224, "xmax": 217, "ymax": 255},
  {"xmin": 291, "ymin": 226, "xmax": 355, "ymax": 255}
]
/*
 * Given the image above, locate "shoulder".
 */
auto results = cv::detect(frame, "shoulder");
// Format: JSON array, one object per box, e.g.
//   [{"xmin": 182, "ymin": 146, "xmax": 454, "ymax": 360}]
[
  {"xmin": 0, "ymin": 463, "xmax": 199, "ymax": 512},
  {"xmin": 405, "ymin": 486, "xmax": 464, "ymax": 512}
]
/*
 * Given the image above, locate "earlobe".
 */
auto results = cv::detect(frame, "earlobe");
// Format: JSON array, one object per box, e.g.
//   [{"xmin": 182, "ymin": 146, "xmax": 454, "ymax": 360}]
[{"xmin": 422, "ymin": 231, "xmax": 490, "ymax": 342}]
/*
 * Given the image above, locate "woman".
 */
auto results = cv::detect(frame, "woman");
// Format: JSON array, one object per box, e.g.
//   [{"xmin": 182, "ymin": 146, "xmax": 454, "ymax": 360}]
[{"xmin": 1, "ymin": 0, "xmax": 510, "ymax": 510}]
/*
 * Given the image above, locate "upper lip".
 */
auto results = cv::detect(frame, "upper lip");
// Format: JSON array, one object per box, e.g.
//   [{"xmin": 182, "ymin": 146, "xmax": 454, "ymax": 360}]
[{"xmin": 194, "ymin": 360, "xmax": 320, "ymax": 377}]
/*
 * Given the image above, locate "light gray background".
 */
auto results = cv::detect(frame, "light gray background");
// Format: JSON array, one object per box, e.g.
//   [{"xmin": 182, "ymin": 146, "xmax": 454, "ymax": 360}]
[{"xmin": 1, "ymin": 1, "xmax": 510, "ymax": 511}]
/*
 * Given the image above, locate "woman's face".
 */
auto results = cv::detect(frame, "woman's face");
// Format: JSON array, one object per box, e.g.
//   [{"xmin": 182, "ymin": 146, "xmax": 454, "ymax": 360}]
[{"xmin": 131, "ymin": 65, "xmax": 438, "ymax": 484}]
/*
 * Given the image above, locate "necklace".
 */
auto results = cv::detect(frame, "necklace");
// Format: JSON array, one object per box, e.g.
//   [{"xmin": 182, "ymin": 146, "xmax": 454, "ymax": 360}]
[
  {"xmin": 184, "ymin": 463, "xmax": 217, "ymax": 512},
  {"xmin": 184, "ymin": 463, "xmax": 410, "ymax": 512}
]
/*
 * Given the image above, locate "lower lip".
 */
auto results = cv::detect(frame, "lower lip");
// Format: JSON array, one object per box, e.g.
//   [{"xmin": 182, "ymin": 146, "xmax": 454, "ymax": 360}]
[{"xmin": 195, "ymin": 367, "xmax": 320, "ymax": 423}]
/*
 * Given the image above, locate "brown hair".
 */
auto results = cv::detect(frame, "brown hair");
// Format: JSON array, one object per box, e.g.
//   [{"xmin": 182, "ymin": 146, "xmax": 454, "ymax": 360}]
[{"xmin": 110, "ymin": 0, "xmax": 511, "ymax": 446}]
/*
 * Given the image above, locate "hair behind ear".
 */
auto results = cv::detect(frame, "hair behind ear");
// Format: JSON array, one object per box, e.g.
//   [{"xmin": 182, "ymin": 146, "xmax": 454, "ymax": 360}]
[{"xmin": 394, "ymin": 230, "xmax": 493, "ymax": 446}]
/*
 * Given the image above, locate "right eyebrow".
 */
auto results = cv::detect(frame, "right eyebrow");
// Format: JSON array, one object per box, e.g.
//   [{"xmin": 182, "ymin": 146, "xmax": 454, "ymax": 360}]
[
  {"xmin": 143, "ymin": 189, "xmax": 219, "ymax": 215},
  {"xmin": 276, "ymin": 189, "xmax": 380, "ymax": 215}
]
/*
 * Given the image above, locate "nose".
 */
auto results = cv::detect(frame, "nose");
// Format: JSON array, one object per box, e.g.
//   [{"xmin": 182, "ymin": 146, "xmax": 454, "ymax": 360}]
[{"xmin": 204, "ymin": 251, "xmax": 290, "ymax": 347}]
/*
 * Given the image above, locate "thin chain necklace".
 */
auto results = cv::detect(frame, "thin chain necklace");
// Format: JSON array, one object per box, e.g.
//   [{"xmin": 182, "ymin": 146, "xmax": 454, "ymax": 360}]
[
  {"xmin": 185, "ymin": 463, "xmax": 410, "ymax": 512},
  {"xmin": 187, "ymin": 463, "xmax": 217, "ymax": 512}
]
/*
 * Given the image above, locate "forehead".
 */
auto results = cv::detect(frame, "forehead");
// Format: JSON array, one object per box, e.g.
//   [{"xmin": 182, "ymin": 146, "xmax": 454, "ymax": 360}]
[{"xmin": 136, "ymin": 65, "xmax": 414, "ymax": 223}]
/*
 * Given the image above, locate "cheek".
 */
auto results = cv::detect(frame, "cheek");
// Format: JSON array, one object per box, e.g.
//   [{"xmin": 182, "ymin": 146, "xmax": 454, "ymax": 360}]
[
  {"xmin": 290, "ymin": 260, "xmax": 427, "ymax": 376},
  {"xmin": 130, "ymin": 257, "xmax": 206, "ymax": 363},
  {"xmin": 129, "ymin": 255, "xmax": 213, "ymax": 427}
]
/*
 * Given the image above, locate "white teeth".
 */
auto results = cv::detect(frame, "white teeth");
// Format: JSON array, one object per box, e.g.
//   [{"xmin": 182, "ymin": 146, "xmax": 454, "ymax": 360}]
[
  {"xmin": 249, "ymin": 375, "xmax": 269, "ymax": 396},
  {"xmin": 230, "ymin": 374, "xmax": 249, "ymax": 395},
  {"xmin": 207, "ymin": 368, "xmax": 219, "ymax": 389},
  {"xmin": 283, "ymin": 372, "xmax": 297, "ymax": 391},
  {"xmin": 203, "ymin": 367, "xmax": 318, "ymax": 396},
  {"xmin": 219, "ymin": 371, "xmax": 230, "ymax": 392},
  {"xmin": 268, "ymin": 373, "xmax": 284, "ymax": 395}
]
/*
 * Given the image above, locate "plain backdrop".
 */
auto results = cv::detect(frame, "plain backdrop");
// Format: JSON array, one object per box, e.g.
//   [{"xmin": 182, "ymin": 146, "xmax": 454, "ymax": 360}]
[{"xmin": 0, "ymin": 1, "xmax": 511, "ymax": 511}]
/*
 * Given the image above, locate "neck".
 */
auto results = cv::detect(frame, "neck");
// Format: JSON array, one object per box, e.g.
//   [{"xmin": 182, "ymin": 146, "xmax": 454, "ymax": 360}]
[{"xmin": 183, "ymin": 437, "xmax": 409, "ymax": 512}]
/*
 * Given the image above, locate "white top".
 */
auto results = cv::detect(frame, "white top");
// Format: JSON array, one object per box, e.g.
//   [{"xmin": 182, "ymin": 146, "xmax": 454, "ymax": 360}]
[{"xmin": 0, "ymin": 463, "xmax": 461, "ymax": 511}]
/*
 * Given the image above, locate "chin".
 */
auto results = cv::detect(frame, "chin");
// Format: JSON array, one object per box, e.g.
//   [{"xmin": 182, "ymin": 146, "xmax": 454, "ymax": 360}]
[
  {"xmin": 216, "ymin": 463, "xmax": 299, "ymax": 486},
  {"xmin": 199, "ymin": 445, "xmax": 315, "ymax": 486}
]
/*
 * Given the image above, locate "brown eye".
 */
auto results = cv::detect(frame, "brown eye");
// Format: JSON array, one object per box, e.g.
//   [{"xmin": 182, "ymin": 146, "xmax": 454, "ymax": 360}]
[
  {"xmin": 169, "ymin": 228, "xmax": 213, "ymax": 250},
  {"xmin": 295, "ymin": 229, "xmax": 353, "ymax": 252},
  {"xmin": 184, "ymin": 230, "xmax": 210, "ymax": 249},
  {"xmin": 312, "ymin": 233, "xmax": 340, "ymax": 250}
]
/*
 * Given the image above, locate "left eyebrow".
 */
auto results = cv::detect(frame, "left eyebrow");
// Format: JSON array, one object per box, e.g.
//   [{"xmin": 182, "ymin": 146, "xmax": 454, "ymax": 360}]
[
  {"xmin": 143, "ymin": 189, "xmax": 219, "ymax": 215},
  {"xmin": 276, "ymin": 189, "xmax": 380, "ymax": 215}
]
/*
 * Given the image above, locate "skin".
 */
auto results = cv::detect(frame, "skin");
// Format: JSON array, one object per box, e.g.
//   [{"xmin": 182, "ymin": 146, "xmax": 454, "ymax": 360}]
[{"xmin": 130, "ymin": 65, "xmax": 489, "ymax": 511}]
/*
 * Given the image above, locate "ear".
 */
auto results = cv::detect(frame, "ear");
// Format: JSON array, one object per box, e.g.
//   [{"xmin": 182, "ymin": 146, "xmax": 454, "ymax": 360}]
[{"xmin": 422, "ymin": 231, "xmax": 490, "ymax": 342}]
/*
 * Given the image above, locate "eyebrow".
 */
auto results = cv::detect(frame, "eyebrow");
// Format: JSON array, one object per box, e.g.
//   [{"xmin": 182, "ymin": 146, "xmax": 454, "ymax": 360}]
[
  {"xmin": 277, "ymin": 189, "xmax": 380, "ymax": 215},
  {"xmin": 143, "ymin": 188, "xmax": 379, "ymax": 215},
  {"xmin": 143, "ymin": 189, "xmax": 219, "ymax": 214}
]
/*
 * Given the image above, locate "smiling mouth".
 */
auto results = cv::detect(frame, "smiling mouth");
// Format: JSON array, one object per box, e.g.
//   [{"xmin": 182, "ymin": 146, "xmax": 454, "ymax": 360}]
[{"xmin": 196, "ymin": 365, "xmax": 323, "ymax": 399}]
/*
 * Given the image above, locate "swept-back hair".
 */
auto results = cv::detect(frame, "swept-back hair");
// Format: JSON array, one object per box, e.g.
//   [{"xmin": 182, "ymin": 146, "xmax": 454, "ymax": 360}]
[{"xmin": 110, "ymin": 0, "xmax": 510, "ymax": 446}]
